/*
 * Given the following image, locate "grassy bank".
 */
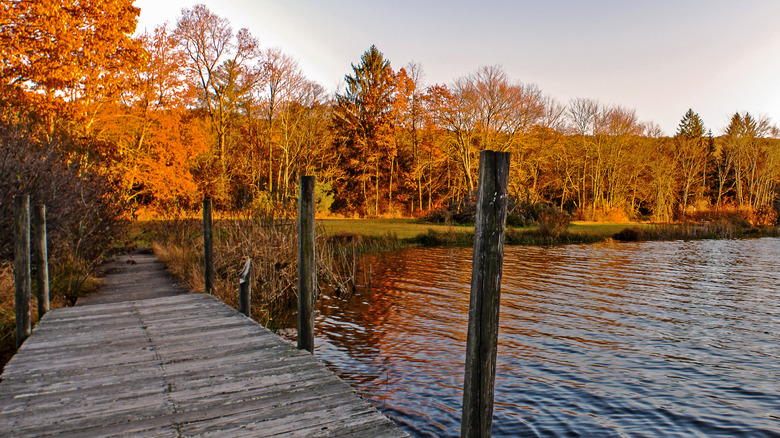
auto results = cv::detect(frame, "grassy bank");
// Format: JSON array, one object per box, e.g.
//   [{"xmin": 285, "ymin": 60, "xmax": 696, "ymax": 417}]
[
  {"xmin": 320, "ymin": 218, "xmax": 779, "ymax": 246},
  {"xmin": 318, "ymin": 219, "xmax": 645, "ymax": 246},
  {"xmin": 317, "ymin": 218, "xmax": 474, "ymax": 239}
]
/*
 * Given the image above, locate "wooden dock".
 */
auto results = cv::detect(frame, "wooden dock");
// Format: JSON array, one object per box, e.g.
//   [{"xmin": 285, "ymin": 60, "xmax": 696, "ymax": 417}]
[{"xmin": 0, "ymin": 252, "xmax": 408, "ymax": 437}]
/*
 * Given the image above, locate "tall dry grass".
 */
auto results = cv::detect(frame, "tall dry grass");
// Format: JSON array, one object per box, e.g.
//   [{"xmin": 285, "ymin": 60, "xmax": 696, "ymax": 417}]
[
  {"xmin": 0, "ymin": 261, "xmax": 16, "ymax": 368},
  {"xmin": 147, "ymin": 216, "xmax": 381, "ymax": 330},
  {"xmin": 613, "ymin": 211, "xmax": 780, "ymax": 242}
]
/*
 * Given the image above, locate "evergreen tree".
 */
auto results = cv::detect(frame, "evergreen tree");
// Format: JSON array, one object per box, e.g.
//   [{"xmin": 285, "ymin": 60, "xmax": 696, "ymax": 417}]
[
  {"xmin": 676, "ymin": 108, "xmax": 705, "ymax": 138},
  {"xmin": 674, "ymin": 109, "xmax": 709, "ymax": 215},
  {"xmin": 331, "ymin": 45, "xmax": 397, "ymax": 215}
]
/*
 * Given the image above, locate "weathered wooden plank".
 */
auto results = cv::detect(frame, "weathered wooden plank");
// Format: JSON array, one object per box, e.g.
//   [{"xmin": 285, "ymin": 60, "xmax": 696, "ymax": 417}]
[
  {"xmin": 0, "ymin": 249, "xmax": 408, "ymax": 437},
  {"xmin": 0, "ymin": 294, "xmax": 408, "ymax": 437},
  {"xmin": 0, "ymin": 372, "xmax": 168, "ymax": 409},
  {"xmin": 176, "ymin": 389, "xmax": 374, "ymax": 435}
]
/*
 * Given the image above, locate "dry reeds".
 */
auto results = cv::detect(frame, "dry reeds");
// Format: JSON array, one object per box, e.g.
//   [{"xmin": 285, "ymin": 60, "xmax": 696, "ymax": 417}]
[
  {"xmin": 0, "ymin": 261, "xmax": 16, "ymax": 368},
  {"xmin": 148, "ymin": 215, "xmax": 380, "ymax": 329},
  {"xmin": 613, "ymin": 212, "xmax": 780, "ymax": 242}
]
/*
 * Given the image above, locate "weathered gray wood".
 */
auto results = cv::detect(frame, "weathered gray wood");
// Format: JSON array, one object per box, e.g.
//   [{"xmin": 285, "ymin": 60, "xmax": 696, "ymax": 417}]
[
  {"xmin": 0, "ymin": 253, "xmax": 408, "ymax": 437},
  {"xmin": 77, "ymin": 251, "xmax": 187, "ymax": 305},
  {"xmin": 238, "ymin": 257, "xmax": 251, "ymax": 316},
  {"xmin": 297, "ymin": 175, "xmax": 316, "ymax": 353},
  {"xmin": 461, "ymin": 150, "xmax": 510, "ymax": 438},
  {"xmin": 32, "ymin": 203, "xmax": 49, "ymax": 318},
  {"xmin": 203, "ymin": 197, "xmax": 215, "ymax": 294},
  {"xmin": 13, "ymin": 194, "xmax": 31, "ymax": 348}
]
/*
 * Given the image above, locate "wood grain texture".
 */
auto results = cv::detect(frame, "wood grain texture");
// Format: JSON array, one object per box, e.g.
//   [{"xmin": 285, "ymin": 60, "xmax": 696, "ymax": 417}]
[
  {"xmin": 33, "ymin": 203, "xmax": 49, "ymax": 318},
  {"xmin": 297, "ymin": 175, "xmax": 316, "ymax": 353},
  {"xmin": 203, "ymin": 197, "xmax": 214, "ymax": 295},
  {"xmin": 0, "ymin": 252, "xmax": 408, "ymax": 437},
  {"xmin": 14, "ymin": 194, "xmax": 31, "ymax": 348},
  {"xmin": 462, "ymin": 150, "xmax": 510, "ymax": 438}
]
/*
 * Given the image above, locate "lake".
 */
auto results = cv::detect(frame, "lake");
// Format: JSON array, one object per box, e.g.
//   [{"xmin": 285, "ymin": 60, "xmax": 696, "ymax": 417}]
[{"xmin": 312, "ymin": 238, "xmax": 780, "ymax": 437}]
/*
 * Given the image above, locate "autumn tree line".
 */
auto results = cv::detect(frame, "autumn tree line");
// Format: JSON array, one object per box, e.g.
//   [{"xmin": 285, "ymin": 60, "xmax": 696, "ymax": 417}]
[{"xmin": 2, "ymin": 1, "xmax": 780, "ymax": 232}]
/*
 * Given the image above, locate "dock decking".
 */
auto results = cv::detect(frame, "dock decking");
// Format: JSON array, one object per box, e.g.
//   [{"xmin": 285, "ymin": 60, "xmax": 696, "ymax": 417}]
[{"xmin": 0, "ymin": 252, "xmax": 408, "ymax": 437}]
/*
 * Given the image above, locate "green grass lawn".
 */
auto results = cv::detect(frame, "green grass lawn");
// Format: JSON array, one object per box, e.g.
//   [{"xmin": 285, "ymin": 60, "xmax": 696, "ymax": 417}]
[
  {"xmin": 317, "ymin": 218, "xmax": 642, "ymax": 240},
  {"xmin": 315, "ymin": 218, "xmax": 473, "ymax": 239},
  {"xmin": 132, "ymin": 217, "xmax": 645, "ymax": 245}
]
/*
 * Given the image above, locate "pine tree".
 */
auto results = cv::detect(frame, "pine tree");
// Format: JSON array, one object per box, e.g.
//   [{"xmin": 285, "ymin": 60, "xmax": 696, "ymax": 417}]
[
  {"xmin": 674, "ymin": 109, "xmax": 708, "ymax": 215},
  {"xmin": 331, "ymin": 45, "xmax": 397, "ymax": 215}
]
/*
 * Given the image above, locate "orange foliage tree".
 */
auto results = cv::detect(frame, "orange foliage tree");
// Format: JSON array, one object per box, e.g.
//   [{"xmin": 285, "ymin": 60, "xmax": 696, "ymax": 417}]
[{"xmin": 0, "ymin": 0, "xmax": 143, "ymax": 143}]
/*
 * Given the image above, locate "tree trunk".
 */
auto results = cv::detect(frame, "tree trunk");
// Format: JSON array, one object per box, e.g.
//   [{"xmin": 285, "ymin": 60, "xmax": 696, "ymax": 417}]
[{"xmin": 388, "ymin": 156, "xmax": 395, "ymax": 213}]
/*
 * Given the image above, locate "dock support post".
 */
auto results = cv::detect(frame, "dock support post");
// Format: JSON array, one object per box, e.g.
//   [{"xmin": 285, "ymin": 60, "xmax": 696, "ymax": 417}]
[
  {"xmin": 203, "ymin": 197, "xmax": 214, "ymax": 295},
  {"xmin": 238, "ymin": 257, "xmax": 251, "ymax": 316},
  {"xmin": 14, "ymin": 194, "xmax": 31, "ymax": 348},
  {"xmin": 33, "ymin": 204, "xmax": 49, "ymax": 319},
  {"xmin": 461, "ymin": 150, "xmax": 510, "ymax": 438},
  {"xmin": 297, "ymin": 175, "xmax": 315, "ymax": 353}
]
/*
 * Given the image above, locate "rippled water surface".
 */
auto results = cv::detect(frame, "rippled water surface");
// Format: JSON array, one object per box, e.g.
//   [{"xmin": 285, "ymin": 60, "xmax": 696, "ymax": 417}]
[{"xmin": 312, "ymin": 238, "xmax": 780, "ymax": 437}]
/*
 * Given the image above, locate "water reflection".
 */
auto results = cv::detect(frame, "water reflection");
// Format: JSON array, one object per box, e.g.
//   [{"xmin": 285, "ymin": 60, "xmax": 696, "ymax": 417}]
[{"xmin": 314, "ymin": 238, "xmax": 780, "ymax": 437}]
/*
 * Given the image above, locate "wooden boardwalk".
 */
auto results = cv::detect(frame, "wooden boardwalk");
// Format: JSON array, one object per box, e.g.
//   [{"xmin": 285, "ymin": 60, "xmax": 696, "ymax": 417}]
[{"xmin": 0, "ymin": 252, "xmax": 408, "ymax": 437}]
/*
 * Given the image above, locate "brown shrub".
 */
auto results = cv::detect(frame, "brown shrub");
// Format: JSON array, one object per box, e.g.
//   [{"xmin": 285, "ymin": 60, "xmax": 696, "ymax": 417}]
[
  {"xmin": 537, "ymin": 209, "xmax": 572, "ymax": 238},
  {"xmin": 613, "ymin": 227, "xmax": 644, "ymax": 242}
]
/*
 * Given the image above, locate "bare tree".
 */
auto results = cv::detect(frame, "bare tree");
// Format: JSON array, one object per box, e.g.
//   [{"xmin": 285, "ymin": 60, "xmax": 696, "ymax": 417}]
[
  {"xmin": 262, "ymin": 48, "xmax": 305, "ymax": 197},
  {"xmin": 566, "ymin": 99, "xmax": 644, "ymax": 218},
  {"xmin": 175, "ymin": 4, "xmax": 262, "ymax": 194},
  {"xmin": 430, "ymin": 65, "xmax": 545, "ymax": 198}
]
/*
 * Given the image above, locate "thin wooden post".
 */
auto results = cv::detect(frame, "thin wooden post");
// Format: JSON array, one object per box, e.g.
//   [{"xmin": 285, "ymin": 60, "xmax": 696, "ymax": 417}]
[
  {"xmin": 13, "ymin": 194, "xmax": 31, "ymax": 348},
  {"xmin": 461, "ymin": 150, "xmax": 510, "ymax": 438},
  {"xmin": 238, "ymin": 257, "xmax": 251, "ymax": 316},
  {"xmin": 297, "ymin": 175, "xmax": 315, "ymax": 353},
  {"xmin": 203, "ymin": 197, "xmax": 214, "ymax": 295},
  {"xmin": 33, "ymin": 204, "xmax": 49, "ymax": 318}
]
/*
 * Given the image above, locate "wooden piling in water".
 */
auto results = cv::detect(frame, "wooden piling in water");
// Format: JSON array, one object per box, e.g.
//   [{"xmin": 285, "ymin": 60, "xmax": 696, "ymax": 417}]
[
  {"xmin": 13, "ymin": 194, "xmax": 31, "ymax": 348},
  {"xmin": 32, "ymin": 204, "xmax": 49, "ymax": 318},
  {"xmin": 203, "ymin": 197, "xmax": 214, "ymax": 295},
  {"xmin": 461, "ymin": 150, "xmax": 510, "ymax": 438},
  {"xmin": 297, "ymin": 175, "xmax": 315, "ymax": 353},
  {"xmin": 238, "ymin": 257, "xmax": 251, "ymax": 316}
]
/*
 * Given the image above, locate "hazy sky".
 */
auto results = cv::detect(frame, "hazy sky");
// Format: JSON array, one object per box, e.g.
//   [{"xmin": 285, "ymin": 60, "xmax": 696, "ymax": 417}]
[{"xmin": 133, "ymin": 0, "xmax": 780, "ymax": 136}]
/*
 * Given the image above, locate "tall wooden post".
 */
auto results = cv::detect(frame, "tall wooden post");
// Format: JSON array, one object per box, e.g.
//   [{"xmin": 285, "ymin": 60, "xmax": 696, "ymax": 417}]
[
  {"xmin": 461, "ymin": 150, "xmax": 510, "ymax": 438},
  {"xmin": 33, "ymin": 204, "xmax": 49, "ymax": 318},
  {"xmin": 238, "ymin": 257, "xmax": 251, "ymax": 317},
  {"xmin": 203, "ymin": 197, "xmax": 214, "ymax": 295},
  {"xmin": 297, "ymin": 175, "xmax": 316, "ymax": 353},
  {"xmin": 14, "ymin": 194, "xmax": 31, "ymax": 348}
]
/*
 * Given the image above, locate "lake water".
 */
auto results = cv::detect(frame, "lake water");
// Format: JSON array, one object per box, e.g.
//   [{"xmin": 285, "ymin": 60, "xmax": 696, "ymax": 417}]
[{"xmin": 312, "ymin": 238, "xmax": 780, "ymax": 437}]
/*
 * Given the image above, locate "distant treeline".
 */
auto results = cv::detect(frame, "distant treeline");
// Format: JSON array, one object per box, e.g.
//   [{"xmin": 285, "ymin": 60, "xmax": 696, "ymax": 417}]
[{"xmin": 2, "ymin": 2, "xmax": 779, "ymax": 224}]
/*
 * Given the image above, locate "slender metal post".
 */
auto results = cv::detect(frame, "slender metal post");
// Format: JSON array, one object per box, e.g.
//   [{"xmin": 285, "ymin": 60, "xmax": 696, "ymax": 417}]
[
  {"xmin": 203, "ymin": 197, "xmax": 214, "ymax": 294},
  {"xmin": 14, "ymin": 194, "xmax": 31, "ymax": 348},
  {"xmin": 33, "ymin": 204, "xmax": 49, "ymax": 318},
  {"xmin": 297, "ymin": 175, "xmax": 316, "ymax": 353},
  {"xmin": 461, "ymin": 150, "xmax": 511, "ymax": 437},
  {"xmin": 238, "ymin": 257, "xmax": 251, "ymax": 316}
]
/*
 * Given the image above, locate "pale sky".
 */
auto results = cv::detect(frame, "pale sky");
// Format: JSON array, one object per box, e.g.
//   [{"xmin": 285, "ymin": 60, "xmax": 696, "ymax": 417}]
[{"xmin": 133, "ymin": 0, "xmax": 780, "ymax": 136}]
